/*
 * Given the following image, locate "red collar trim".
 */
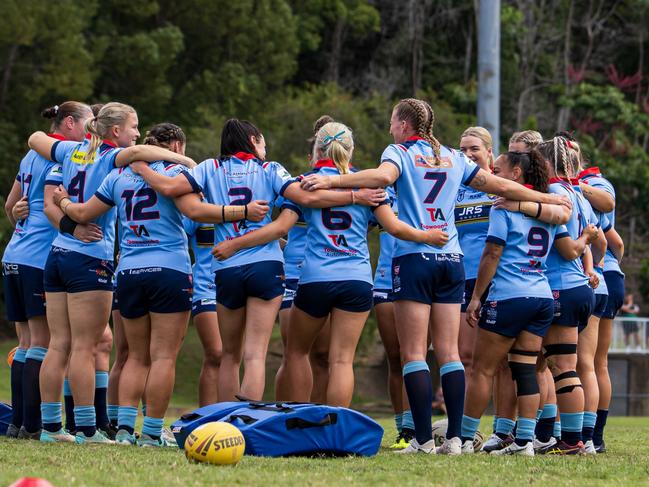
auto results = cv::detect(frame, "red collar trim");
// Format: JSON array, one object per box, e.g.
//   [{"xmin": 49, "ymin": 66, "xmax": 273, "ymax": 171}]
[
  {"xmin": 314, "ymin": 159, "xmax": 336, "ymax": 168},
  {"xmin": 570, "ymin": 178, "xmax": 581, "ymax": 186},
  {"xmin": 233, "ymin": 151, "xmax": 257, "ymax": 161},
  {"xmin": 578, "ymin": 167, "xmax": 601, "ymax": 178},
  {"xmin": 84, "ymin": 133, "xmax": 117, "ymax": 147},
  {"xmin": 47, "ymin": 133, "xmax": 67, "ymax": 141},
  {"xmin": 523, "ymin": 184, "xmax": 534, "ymax": 189},
  {"xmin": 549, "ymin": 177, "xmax": 570, "ymax": 184},
  {"xmin": 405, "ymin": 136, "xmax": 424, "ymax": 142}
]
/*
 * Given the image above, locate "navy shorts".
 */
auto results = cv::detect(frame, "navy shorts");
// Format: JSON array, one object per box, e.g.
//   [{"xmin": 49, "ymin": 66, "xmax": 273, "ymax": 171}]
[
  {"xmin": 294, "ymin": 281, "xmax": 373, "ymax": 318},
  {"xmin": 44, "ymin": 246, "xmax": 114, "ymax": 293},
  {"xmin": 2, "ymin": 263, "xmax": 46, "ymax": 321},
  {"xmin": 601, "ymin": 271, "xmax": 625, "ymax": 319},
  {"xmin": 392, "ymin": 253, "xmax": 465, "ymax": 305},
  {"xmin": 280, "ymin": 279, "xmax": 299, "ymax": 310},
  {"xmin": 552, "ymin": 285, "xmax": 595, "ymax": 328},
  {"xmin": 214, "ymin": 261, "xmax": 285, "ymax": 310},
  {"xmin": 192, "ymin": 298, "xmax": 217, "ymax": 317},
  {"xmin": 116, "ymin": 267, "xmax": 193, "ymax": 319},
  {"xmin": 461, "ymin": 278, "xmax": 491, "ymax": 313},
  {"xmin": 479, "ymin": 297, "xmax": 554, "ymax": 338},
  {"xmin": 592, "ymin": 293, "xmax": 608, "ymax": 319},
  {"xmin": 373, "ymin": 288, "xmax": 393, "ymax": 306}
]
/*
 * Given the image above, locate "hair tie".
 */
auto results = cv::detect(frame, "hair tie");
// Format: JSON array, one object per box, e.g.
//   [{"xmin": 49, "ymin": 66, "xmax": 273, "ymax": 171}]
[
  {"xmin": 53, "ymin": 105, "xmax": 59, "ymax": 115},
  {"xmin": 322, "ymin": 130, "xmax": 346, "ymax": 147}
]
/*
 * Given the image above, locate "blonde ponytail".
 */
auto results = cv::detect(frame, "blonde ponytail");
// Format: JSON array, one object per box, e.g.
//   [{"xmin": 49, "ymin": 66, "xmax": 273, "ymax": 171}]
[
  {"xmin": 315, "ymin": 122, "xmax": 354, "ymax": 175},
  {"xmin": 82, "ymin": 102, "xmax": 136, "ymax": 163}
]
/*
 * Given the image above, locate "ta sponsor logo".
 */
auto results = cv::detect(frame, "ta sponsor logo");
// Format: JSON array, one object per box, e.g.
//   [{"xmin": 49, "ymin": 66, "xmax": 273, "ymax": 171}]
[
  {"xmin": 232, "ymin": 220, "xmax": 249, "ymax": 233},
  {"xmin": 129, "ymin": 224, "xmax": 150, "ymax": 237},
  {"xmin": 327, "ymin": 234, "xmax": 349, "ymax": 248},
  {"xmin": 425, "ymin": 207, "xmax": 445, "ymax": 222}
]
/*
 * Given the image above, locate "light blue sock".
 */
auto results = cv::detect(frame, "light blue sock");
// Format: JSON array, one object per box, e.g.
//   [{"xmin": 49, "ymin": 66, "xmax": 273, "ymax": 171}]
[
  {"xmin": 492, "ymin": 415, "xmax": 498, "ymax": 433},
  {"xmin": 142, "ymin": 416, "xmax": 164, "ymax": 438},
  {"xmin": 541, "ymin": 404, "xmax": 558, "ymax": 419},
  {"xmin": 553, "ymin": 420, "xmax": 562, "ymax": 438},
  {"xmin": 95, "ymin": 371, "xmax": 109, "ymax": 389},
  {"xmin": 108, "ymin": 405, "xmax": 119, "ymax": 423},
  {"xmin": 402, "ymin": 410, "xmax": 414, "ymax": 431},
  {"xmin": 63, "ymin": 378, "xmax": 72, "ymax": 396},
  {"xmin": 516, "ymin": 417, "xmax": 536, "ymax": 442},
  {"xmin": 74, "ymin": 405, "xmax": 95, "ymax": 427},
  {"xmin": 118, "ymin": 406, "xmax": 138, "ymax": 431},
  {"xmin": 582, "ymin": 411, "xmax": 597, "ymax": 429},
  {"xmin": 41, "ymin": 402, "xmax": 62, "ymax": 425},
  {"xmin": 461, "ymin": 415, "xmax": 481, "ymax": 441},
  {"xmin": 14, "ymin": 348, "xmax": 27, "ymax": 363},
  {"xmin": 394, "ymin": 413, "xmax": 403, "ymax": 433},
  {"xmin": 25, "ymin": 346, "xmax": 47, "ymax": 361},
  {"xmin": 536, "ymin": 409, "xmax": 543, "ymax": 420},
  {"xmin": 495, "ymin": 418, "xmax": 516, "ymax": 436}
]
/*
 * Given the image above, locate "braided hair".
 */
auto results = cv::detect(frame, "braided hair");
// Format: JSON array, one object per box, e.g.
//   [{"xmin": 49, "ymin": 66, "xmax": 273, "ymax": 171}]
[
  {"xmin": 538, "ymin": 136, "xmax": 575, "ymax": 179},
  {"xmin": 503, "ymin": 150, "xmax": 549, "ymax": 193},
  {"xmin": 509, "ymin": 130, "xmax": 543, "ymax": 151},
  {"xmin": 394, "ymin": 98, "xmax": 442, "ymax": 164},
  {"xmin": 143, "ymin": 122, "xmax": 186, "ymax": 149}
]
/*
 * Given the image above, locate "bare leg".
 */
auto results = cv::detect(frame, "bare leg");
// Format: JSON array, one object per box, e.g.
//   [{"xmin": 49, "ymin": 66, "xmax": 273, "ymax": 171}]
[
  {"xmin": 194, "ymin": 311, "xmax": 222, "ymax": 406},
  {"xmin": 216, "ymin": 304, "xmax": 246, "ymax": 401},
  {"xmin": 309, "ymin": 318, "xmax": 330, "ymax": 403}
]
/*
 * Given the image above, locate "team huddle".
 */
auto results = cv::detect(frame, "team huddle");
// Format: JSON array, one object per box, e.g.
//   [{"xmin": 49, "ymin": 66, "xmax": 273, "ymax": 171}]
[{"xmin": 3, "ymin": 97, "xmax": 624, "ymax": 456}]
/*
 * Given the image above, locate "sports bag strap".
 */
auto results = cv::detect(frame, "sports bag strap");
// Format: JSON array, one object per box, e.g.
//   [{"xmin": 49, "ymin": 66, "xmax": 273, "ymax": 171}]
[
  {"xmin": 179, "ymin": 413, "xmax": 201, "ymax": 421},
  {"xmin": 227, "ymin": 415, "xmax": 258, "ymax": 425},
  {"xmin": 285, "ymin": 413, "xmax": 338, "ymax": 430},
  {"xmin": 247, "ymin": 404, "xmax": 294, "ymax": 413}
]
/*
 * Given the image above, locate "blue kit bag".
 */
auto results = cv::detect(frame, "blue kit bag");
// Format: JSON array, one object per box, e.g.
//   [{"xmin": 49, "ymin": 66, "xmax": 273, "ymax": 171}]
[
  {"xmin": 173, "ymin": 401, "xmax": 383, "ymax": 457},
  {"xmin": 0, "ymin": 403, "xmax": 12, "ymax": 435},
  {"xmin": 223, "ymin": 402, "xmax": 383, "ymax": 457}
]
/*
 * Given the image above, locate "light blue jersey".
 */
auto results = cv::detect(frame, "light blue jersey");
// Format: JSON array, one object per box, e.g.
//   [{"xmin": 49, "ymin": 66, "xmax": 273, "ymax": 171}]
[
  {"xmin": 545, "ymin": 179, "xmax": 589, "ymax": 290},
  {"xmin": 184, "ymin": 217, "xmax": 217, "ymax": 302},
  {"xmin": 49, "ymin": 138, "xmax": 122, "ymax": 260},
  {"xmin": 189, "ymin": 152, "xmax": 294, "ymax": 272},
  {"xmin": 573, "ymin": 183, "xmax": 608, "ymax": 297},
  {"xmin": 485, "ymin": 207, "xmax": 564, "ymax": 301},
  {"xmin": 455, "ymin": 186, "xmax": 496, "ymax": 279},
  {"xmin": 95, "ymin": 162, "xmax": 192, "ymax": 274},
  {"xmin": 381, "ymin": 137, "xmax": 479, "ymax": 258},
  {"xmin": 276, "ymin": 196, "xmax": 307, "ymax": 281},
  {"xmin": 3, "ymin": 135, "xmax": 65, "ymax": 269},
  {"xmin": 372, "ymin": 186, "xmax": 398, "ymax": 290},
  {"xmin": 578, "ymin": 168, "xmax": 623, "ymax": 275},
  {"xmin": 291, "ymin": 162, "xmax": 386, "ymax": 285}
]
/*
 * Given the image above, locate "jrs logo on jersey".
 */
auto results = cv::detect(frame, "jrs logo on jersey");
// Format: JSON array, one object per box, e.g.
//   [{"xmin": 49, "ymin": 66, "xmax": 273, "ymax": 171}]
[{"xmin": 455, "ymin": 202, "xmax": 492, "ymax": 225}]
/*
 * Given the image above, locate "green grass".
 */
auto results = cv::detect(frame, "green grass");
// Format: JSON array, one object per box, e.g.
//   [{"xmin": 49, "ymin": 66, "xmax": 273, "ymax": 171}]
[{"xmin": 1, "ymin": 418, "xmax": 648, "ymax": 486}]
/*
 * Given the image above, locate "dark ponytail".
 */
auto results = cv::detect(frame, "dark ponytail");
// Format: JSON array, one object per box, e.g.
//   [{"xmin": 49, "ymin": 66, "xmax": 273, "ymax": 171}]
[
  {"xmin": 220, "ymin": 119, "xmax": 263, "ymax": 159},
  {"xmin": 504, "ymin": 150, "xmax": 549, "ymax": 193},
  {"xmin": 41, "ymin": 101, "xmax": 91, "ymax": 131}
]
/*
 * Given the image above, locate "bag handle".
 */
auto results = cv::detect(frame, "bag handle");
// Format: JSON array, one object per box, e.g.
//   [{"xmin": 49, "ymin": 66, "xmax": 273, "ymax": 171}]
[
  {"xmin": 179, "ymin": 412, "xmax": 201, "ymax": 421},
  {"xmin": 285, "ymin": 413, "xmax": 338, "ymax": 430},
  {"xmin": 227, "ymin": 414, "xmax": 258, "ymax": 425}
]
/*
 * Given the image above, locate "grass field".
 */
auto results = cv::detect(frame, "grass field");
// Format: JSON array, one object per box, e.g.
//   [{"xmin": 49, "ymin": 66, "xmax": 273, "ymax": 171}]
[
  {"xmin": 2, "ymin": 337, "xmax": 649, "ymax": 486},
  {"xmin": 1, "ymin": 417, "xmax": 648, "ymax": 486}
]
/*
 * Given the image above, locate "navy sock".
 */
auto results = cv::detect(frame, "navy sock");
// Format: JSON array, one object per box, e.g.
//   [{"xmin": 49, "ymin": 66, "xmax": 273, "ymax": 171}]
[
  {"xmin": 22, "ymin": 347, "xmax": 47, "ymax": 433},
  {"xmin": 64, "ymin": 378, "xmax": 75, "ymax": 432},
  {"xmin": 403, "ymin": 361, "xmax": 433, "ymax": 444},
  {"xmin": 535, "ymin": 404, "xmax": 557, "ymax": 443},
  {"xmin": 94, "ymin": 372, "xmax": 109, "ymax": 430},
  {"xmin": 592, "ymin": 409, "xmax": 608, "ymax": 446},
  {"xmin": 440, "ymin": 361, "xmax": 465, "ymax": 440},
  {"xmin": 10, "ymin": 348, "xmax": 27, "ymax": 428}
]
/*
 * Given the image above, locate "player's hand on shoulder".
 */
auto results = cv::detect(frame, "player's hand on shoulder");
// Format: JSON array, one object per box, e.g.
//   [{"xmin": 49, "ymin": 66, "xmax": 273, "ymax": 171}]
[
  {"xmin": 129, "ymin": 161, "xmax": 148, "ymax": 174},
  {"xmin": 73, "ymin": 223, "xmax": 103, "ymax": 243},
  {"xmin": 355, "ymin": 188, "xmax": 387, "ymax": 206},
  {"xmin": 246, "ymin": 200, "xmax": 270, "ymax": 222},
  {"xmin": 493, "ymin": 197, "xmax": 517, "ymax": 212},
  {"xmin": 582, "ymin": 223, "xmax": 599, "ymax": 244},
  {"xmin": 549, "ymin": 193, "xmax": 572, "ymax": 209},
  {"xmin": 12, "ymin": 196, "xmax": 29, "ymax": 220},
  {"xmin": 426, "ymin": 228, "xmax": 448, "ymax": 247},
  {"xmin": 300, "ymin": 174, "xmax": 330, "ymax": 191}
]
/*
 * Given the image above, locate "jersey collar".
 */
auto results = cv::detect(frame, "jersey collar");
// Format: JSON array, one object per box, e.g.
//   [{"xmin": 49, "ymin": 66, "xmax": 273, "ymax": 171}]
[
  {"xmin": 523, "ymin": 183, "xmax": 534, "ymax": 189},
  {"xmin": 578, "ymin": 167, "xmax": 601, "ymax": 179},
  {"xmin": 405, "ymin": 136, "xmax": 424, "ymax": 142},
  {"xmin": 233, "ymin": 151, "xmax": 257, "ymax": 161},
  {"xmin": 84, "ymin": 133, "xmax": 118, "ymax": 147},
  {"xmin": 47, "ymin": 133, "xmax": 67, "ymax": 141},
  {"xmin": 314, "ymin": 159, "xmax": 336, "ymax": 168},
  {"xmin": 549, "ymin": 177, "xmax": 570, "ymax": 184}
]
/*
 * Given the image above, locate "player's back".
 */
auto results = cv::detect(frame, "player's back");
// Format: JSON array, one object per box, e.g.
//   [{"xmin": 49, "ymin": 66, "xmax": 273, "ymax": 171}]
[
  {"xmin": 189, "ymin": 153, "xmax": 294, "ymax": 271},
  {"xmin": 545, "ymin": 179, "xmax": 589, "ymax": 290},
  {"xmin": 96, "ymin": 161, "xmax": 190, "ymax": 273},
  {"xmin": 486, "ymin": 208, "xmax": 560, "ymax": 301},
  {"xmin": 455, "ymin": 185, "xmax": 495, "ymax": 279},
  {"xmin": 381, "ymin": 138, "xmax": 480, "ymax": 257},
  {"xmin": 297, "ymin": 165, "xmax": 377, "ymax": 285},
  {"xmin": 3, "ymin": 148, "xmax": 60, "ymax": 268},
  {"xmin": 49, "ymin": 138, "xmax": 120, "ymax": 260}
]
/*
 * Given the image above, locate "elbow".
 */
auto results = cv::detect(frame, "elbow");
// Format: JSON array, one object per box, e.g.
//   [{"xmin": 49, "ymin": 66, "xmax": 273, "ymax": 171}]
[
  {"xmin": 556, "ymin": 209, "xmax": 571, "ymax": 225},
  {"xmin": 27, "ymin": 132, "xmax": 41, "ymax": 149},
  {"xmin": 158, "ymin": 185, "xmax": 177, "ymax": 198},
  {"xmin": 4, "ymin": 201, "xmax": 12, "ymax": 218},
  {"xmin": 376, "ymin": 172, "xmax": 393, "ymax": 187}
]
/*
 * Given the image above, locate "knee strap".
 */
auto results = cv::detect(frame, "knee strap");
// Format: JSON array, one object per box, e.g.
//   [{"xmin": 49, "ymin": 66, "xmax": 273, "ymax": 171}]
[
  {"xmin": 553, "ymin": 370, "xmax": 582, "ymax": 394},
  {"xmin": 508, "ymin": 350, "xmax": 539, "ymax": 396},
  {"xmin": 543, "ymin": 343, "xmax": 577, "ymax": 358}
]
